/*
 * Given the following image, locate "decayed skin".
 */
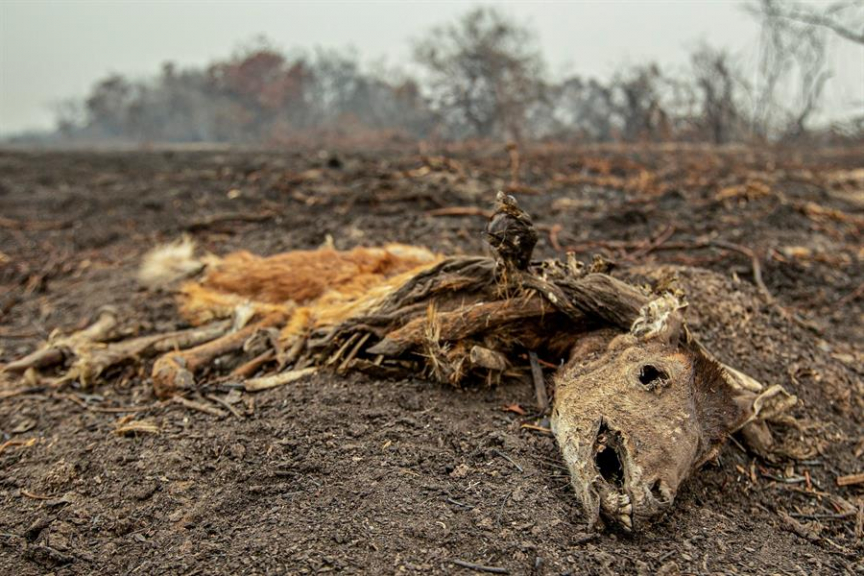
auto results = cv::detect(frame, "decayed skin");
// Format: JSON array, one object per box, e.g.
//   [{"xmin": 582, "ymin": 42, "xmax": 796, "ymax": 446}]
[
  {"xmin": 550, "ymin": 292, "xmax": 790, "ymax": 531},
  {"xmin": 551, "ymin": 323, "xmax": 744, "ymax": 530}
]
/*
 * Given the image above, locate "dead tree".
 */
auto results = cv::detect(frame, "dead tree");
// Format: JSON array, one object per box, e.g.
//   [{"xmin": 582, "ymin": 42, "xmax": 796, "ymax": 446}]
[
  {"xmin": 413, "ymin": 7, "xmax": 547, "ymax": 141},
  {"xmin": 747, "ymin": 0, "xmax": 859, "ymax": 140},
  {"xmin": 689, "ymin": 45, "xmax": 746, "ymax": 144}
]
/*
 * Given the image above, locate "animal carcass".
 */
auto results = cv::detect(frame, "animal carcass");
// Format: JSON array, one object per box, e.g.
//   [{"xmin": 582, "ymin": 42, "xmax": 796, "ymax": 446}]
[{"xmin": 4, "ymin": 193, "xmax": 795, "ymax": 531}]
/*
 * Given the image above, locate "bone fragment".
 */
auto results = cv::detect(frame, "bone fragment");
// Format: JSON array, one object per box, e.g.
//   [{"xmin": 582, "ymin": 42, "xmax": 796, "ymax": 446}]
[
  {"xmin": 230, "ymin": 350, "xmax": 275, "ymax": 378},
  {"xmin": 3, "ymin": 348, "xmax": 65, "ymax": 373},
  {"xmin": 469, "ymin": 345, "xmax": 508, "ymax": 372},
  {"xmin": 69, "ymin": 320, "xmax": 232, "ymax": 386},
  {"xmin": 152, "ymin": 312, "xmax": 286, "ymax": 398},
  {"xmin": 630, "ymin": 293, "xmax": 685, "ymax": 343},
  {"xmin": 5, "ymin": 309, "xmax": 231, "ymax": 390},
  {"xmin": 244, "ymin": 367, "xmax": 317, "ymax": 392},
  {"xmin": 722, "ymin": 363, "xmax": 767, "ymax": 393},
  {"xmin": 68, "ymin": 307, "xmax": 121, "ymax": 342},
  {"xmin": 4, "ymin": 308, "xmax": 119, "ymax": 373}
]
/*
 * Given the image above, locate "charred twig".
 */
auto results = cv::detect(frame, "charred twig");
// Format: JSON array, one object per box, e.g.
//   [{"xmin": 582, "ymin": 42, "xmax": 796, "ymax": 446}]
[
  {"xmin": 0, "ymin": 438, "xmax": 37, "ymax": 455},
  {"xmin": 623, "ymin": 224, "xmax": 676, "ymax": 261},
  {"xmin": 836, "ymin": 473, "xmax": 864, "ymax": 487},
  {"xmin": 836, "ymin": 282, "xmax": 864, "ymax": 307},
  {"xmin": 60, "ymin": 394, "xmax": 158, "ymax": 414},
  {"xmin": 451, "ymin": 559, "xmax": 509, "ymax": 574},
  {"xmin": 528, "ymin": 352, "xmax": 548, "ymax": 413},
  {"xmin": 490, "ymin": 449, "xmax": 523, "ymax": 473},
  {"xmin": 425, "ymin": 206, "xmax": 493, "ymax": 218},
  {"xmin": 205, "ymin": 394, "xmax": 244, "ymax": 418},
  {"xmin": 170, "ymin": 395, "xmax": 226, "ymax": 418},
  {"xmin": 496, "ymin": 489, "xmax": 513, "ymax": 525},
  {"xmin": 789, "ymin": 512, "xmax": 856, "ymax": 520},
  {"xmin": 89, "ymin": 404, "xmax": 157, "ymax": 414},
  {"xmin": 629, "ymin": 238, "xmax": 779, "ymax": 304},
  {"xmin": 0, "ymin": 216, "xmax": 71, "ymax": 231},
  {"xmin": 856, "ymin": 503, "xmax": 863, "ymax": 541},
  {"xmin": 710, "ymin": 240, "xmax": 773, "ymax": 303},
  {"xmin": 446, "ymin": 497, "xmax": 475, "ymax": 509},
  {"xmin": 778, "ymin": 510, "xmax": 821, "ymax": 543},
  {"xmin": 762, "ymin": 473, "xmax": 807, "ymax": 484},
  {"xmin": 0, "ymin": 386, "xmax": 46, "ymax": 400}
]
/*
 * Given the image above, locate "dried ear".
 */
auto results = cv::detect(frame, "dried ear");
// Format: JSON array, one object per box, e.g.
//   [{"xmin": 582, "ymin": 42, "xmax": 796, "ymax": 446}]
[
  {"xmin": 689, "ymin": 346, "xmax": 748, "ymax": 461},
  {"xmin": 731, "ymin": 384, "xmax": 799, "ymax": 461},
  {"xmin": 689, "ymin": 343, "xmax": 798, "ymax": 461}
]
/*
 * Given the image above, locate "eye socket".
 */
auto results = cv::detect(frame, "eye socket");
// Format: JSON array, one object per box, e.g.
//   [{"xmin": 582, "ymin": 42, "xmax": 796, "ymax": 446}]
[{"xmin": 638, "ymin": 364, "xmax": 669, "ymax": 390}]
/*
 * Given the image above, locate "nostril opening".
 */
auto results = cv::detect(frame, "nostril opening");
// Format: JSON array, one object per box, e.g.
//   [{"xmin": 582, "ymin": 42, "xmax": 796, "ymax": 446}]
[
  {"xmin": 596, "ymin": 446, "xmax": 624, "ymax": 487},
  {"xmin": 649, "ymin": 479, "xmax": 666, "ymax": 502},
  {"xmin": 639, "ymin": 365, "xmax": 668, "ymax": 389},
  {"xmin": 594, "ymin": 422, "xmax": 625, "ymax": 487}
]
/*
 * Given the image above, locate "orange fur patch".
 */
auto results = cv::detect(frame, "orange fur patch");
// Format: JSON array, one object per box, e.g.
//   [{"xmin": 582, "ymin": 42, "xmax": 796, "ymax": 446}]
[{"xmin": 177, "ymin": 244, "xmax": 441, "ymax": 339}]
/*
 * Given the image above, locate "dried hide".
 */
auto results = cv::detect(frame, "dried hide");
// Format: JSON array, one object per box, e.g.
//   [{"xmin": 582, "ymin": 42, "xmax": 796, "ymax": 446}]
[
  {"xmin": 176, "ymin": 243, "xmax": 442, "ymax": 328},
  {"xmin": 4, "ymin": 193, "xmax": 796, "ymax": 532},
  {"xmin": 553, "ymin": 302, "xmax": 754, "ymax": 530}
]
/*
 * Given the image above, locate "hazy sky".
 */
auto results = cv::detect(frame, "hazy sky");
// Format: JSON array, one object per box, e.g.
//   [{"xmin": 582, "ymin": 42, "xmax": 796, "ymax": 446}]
[{"xmin": 1, "ymin": 0, "xmax": 862, "ymax": 135}]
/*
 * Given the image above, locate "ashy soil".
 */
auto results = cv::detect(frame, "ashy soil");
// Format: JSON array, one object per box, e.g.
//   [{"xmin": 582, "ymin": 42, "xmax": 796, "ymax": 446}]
[{"xmin": 0, "ymin": 145, "xmax": 861, "ymax": 575}]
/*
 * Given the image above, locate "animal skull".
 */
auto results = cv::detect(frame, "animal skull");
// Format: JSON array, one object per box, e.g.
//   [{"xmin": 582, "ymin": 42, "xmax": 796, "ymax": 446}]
[{"xmin": 551, "ymin": 294, "xmax": 754, "ymax": 531}]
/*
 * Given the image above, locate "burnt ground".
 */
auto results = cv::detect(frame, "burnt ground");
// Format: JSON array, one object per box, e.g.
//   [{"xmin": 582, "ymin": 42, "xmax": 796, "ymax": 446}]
[{"xmin": 0, "ymin": 145, "xmax": 861, "ymax": 575}]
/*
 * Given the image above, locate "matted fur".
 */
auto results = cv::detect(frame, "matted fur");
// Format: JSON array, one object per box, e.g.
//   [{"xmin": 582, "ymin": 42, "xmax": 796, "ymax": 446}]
[
  {"xmin": 176, "ymin": 243, "xmax": 442, "ymax": 339},
  {"xmin": 138, "ymin": 237, "xmax": 204, "ymax": 289}
]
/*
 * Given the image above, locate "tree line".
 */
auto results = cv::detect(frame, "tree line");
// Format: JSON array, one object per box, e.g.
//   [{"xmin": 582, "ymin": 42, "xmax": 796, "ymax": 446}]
[{"xmin": 54, "ymin": 1, "xmax": 863, "ymax": 146}]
